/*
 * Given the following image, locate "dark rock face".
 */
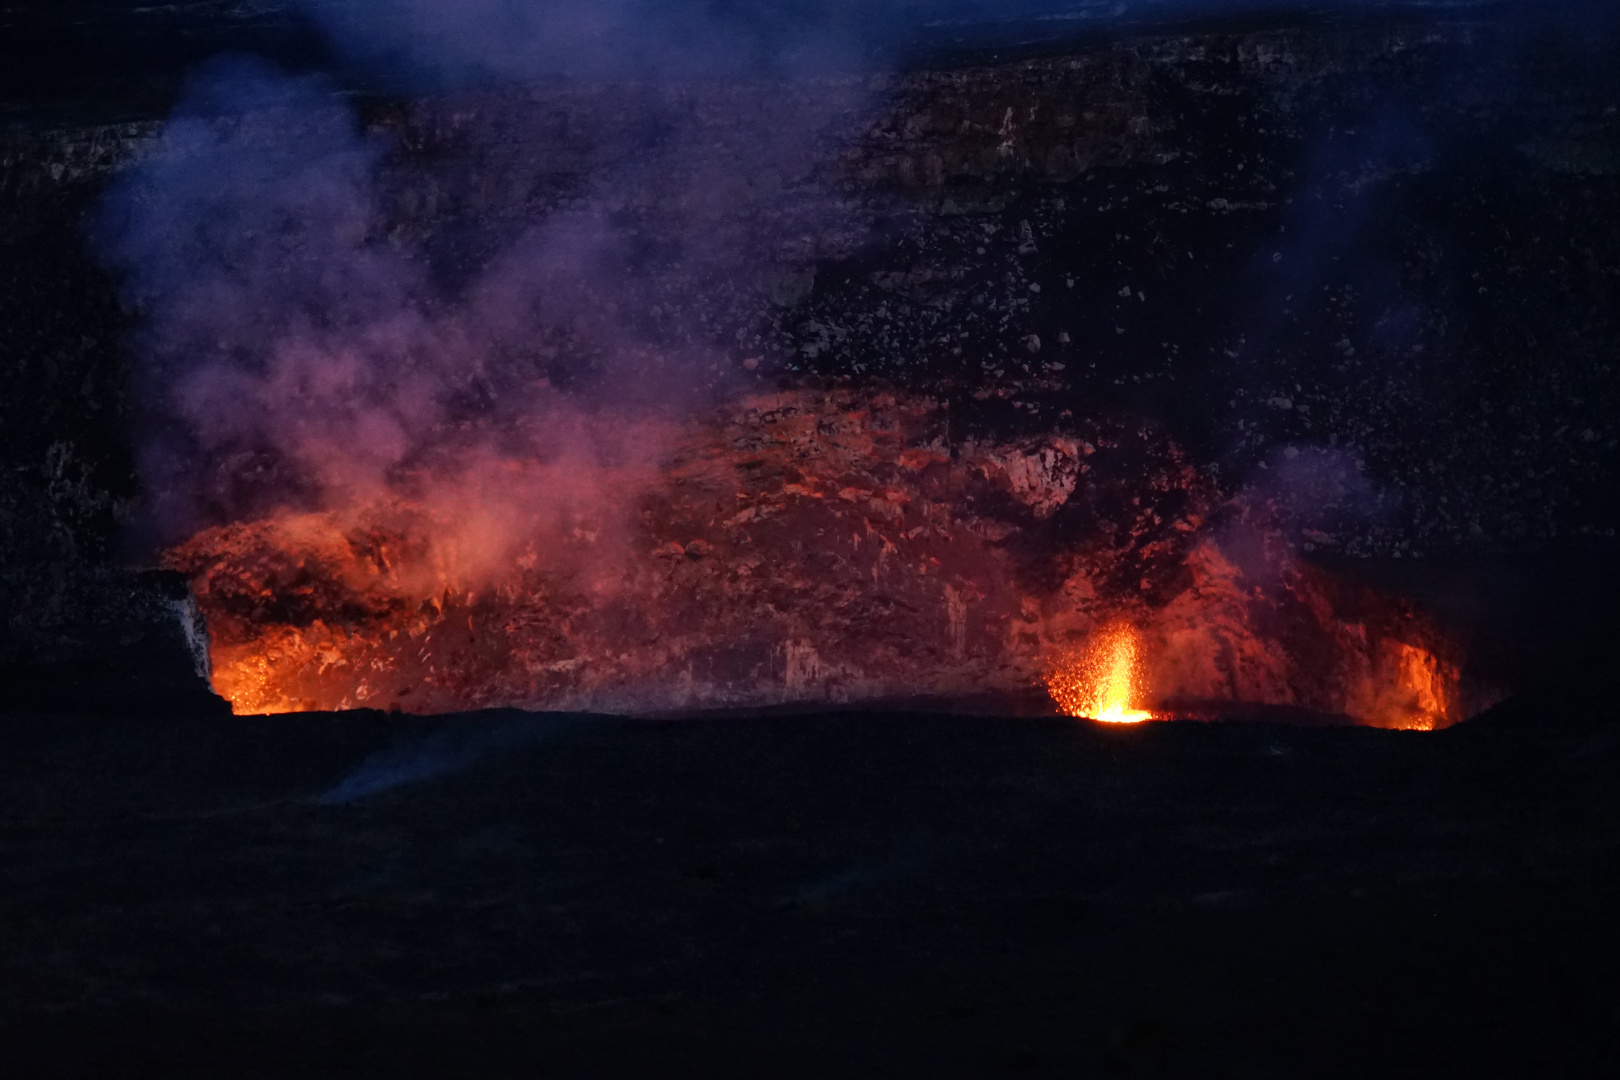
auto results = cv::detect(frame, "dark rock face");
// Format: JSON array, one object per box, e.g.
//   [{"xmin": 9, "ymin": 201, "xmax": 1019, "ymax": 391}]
[{"xmin": 2, "ymin": 8, "xmax": 1618, "ymax": 705}]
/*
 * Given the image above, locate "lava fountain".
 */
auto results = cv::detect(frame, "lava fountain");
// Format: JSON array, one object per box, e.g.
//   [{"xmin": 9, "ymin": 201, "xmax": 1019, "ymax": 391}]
[{"xmin": 1047, "ymin": 623, "xmax": 1155, "ymax": 724}]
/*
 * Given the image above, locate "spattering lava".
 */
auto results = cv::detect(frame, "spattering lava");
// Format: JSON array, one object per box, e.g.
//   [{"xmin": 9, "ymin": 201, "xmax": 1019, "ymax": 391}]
[
  {"xmin": 1047, "ymin": 623, "xmax": 1155, "ymax": 724},
  {"xmin": 165, "ymin": 389, "xmax": 1487, "ymax": 727}
]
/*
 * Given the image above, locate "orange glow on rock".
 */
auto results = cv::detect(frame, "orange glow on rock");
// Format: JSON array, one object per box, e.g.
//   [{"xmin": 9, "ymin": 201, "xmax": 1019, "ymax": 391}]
[
  {"xmin": 1046, "ymin": 623, "xmax": 1156, "ymax": 724},
  {"xmin": 1357, "ymin": 641, "xmax": 1458, "ymax": 731},
  {"xmin": 164, "ymin": 389, "xmax": 1487, "ymax": 725}
]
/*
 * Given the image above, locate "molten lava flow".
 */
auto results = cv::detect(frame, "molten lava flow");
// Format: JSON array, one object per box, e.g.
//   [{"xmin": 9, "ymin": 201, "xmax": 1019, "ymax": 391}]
[{"xmin": 1046, "ymin": 623, "xmax": 1155, "ymax": 723}]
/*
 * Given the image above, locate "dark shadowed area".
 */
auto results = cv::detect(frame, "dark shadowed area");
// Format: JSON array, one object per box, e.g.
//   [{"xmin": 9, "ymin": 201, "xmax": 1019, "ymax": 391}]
[{"xmin": 2, "ymin": 706, "xmax": 1620, "ymax": 1077}]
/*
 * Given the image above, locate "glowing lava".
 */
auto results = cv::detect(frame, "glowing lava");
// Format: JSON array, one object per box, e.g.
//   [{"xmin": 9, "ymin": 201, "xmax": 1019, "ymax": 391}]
[
  {"xmin": 1047, "ymin": 623, "xmax": 1156, "ymax": 724},
  {"xmin": 164, "ymin": 390, "xmax": 1489, "ymax": 725}
]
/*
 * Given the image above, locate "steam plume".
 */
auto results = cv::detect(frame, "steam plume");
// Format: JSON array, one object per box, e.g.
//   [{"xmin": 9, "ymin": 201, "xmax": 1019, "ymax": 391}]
[{"xmin": 96, "ymin": 1, "xmax": 875, "ymax": 554}]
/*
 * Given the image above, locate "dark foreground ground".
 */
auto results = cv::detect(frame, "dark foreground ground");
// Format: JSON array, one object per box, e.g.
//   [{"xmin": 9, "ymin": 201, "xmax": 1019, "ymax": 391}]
[{"xmin": 2, "ymin": 691, "xmax": 1618, "ymax": 1078}]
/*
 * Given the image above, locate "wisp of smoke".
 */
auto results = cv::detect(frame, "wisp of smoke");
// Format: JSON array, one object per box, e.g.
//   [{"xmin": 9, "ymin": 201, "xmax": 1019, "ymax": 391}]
[
  {"xmin": 317, "ymin": 715, "xmax": 575, "ymax": 803},
  {"xmin": 96, "ymin": 57, "xmax": 460, "ymax": 534},
  {"xmin": 94, "ymin": 12, "xmax": 873, "ymax": 576}
]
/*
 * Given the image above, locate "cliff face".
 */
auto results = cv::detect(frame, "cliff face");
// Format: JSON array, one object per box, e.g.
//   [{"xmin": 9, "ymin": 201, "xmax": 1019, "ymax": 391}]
[{"xmin": 2, "ymin": 12, "xmax": 1617, "ymax": 709}]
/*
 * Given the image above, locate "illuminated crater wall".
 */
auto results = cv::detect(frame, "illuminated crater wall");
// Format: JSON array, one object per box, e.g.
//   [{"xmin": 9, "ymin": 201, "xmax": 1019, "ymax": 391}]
[
  {"xmin": 3, "ymin": 14, "xmax": 1617, "ymax": 721},
  {"xmin": 167, "ymin": 389, "xmax": 1480, "ymax": 727}
]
